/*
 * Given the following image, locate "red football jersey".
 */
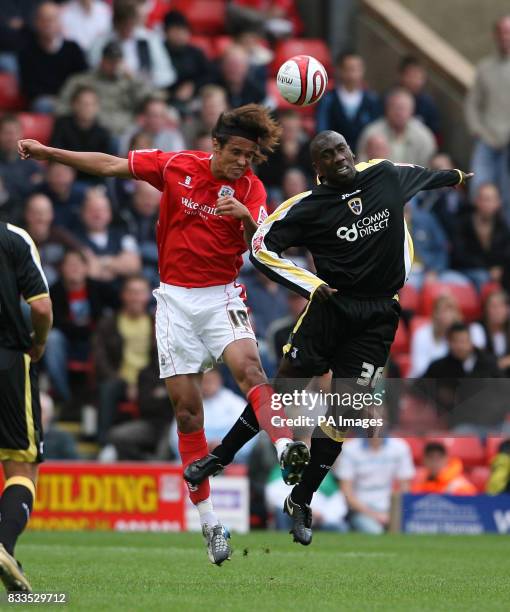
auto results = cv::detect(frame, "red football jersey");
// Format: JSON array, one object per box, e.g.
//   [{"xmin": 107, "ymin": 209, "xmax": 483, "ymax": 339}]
[{"xmin": 128, "ymin": 149, "xmax": 268, "ymax": 287}]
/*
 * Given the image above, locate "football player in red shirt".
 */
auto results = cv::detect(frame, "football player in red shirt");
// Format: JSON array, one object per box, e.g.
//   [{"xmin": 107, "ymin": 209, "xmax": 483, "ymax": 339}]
[{"xmin": 18, "ymin": 104, "xmax": 309, "ymax": 564}]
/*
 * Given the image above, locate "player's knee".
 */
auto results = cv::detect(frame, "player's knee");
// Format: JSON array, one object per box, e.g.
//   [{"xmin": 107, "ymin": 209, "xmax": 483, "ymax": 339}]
[
  {"xmin": 173, "ymin": 402, "xmax": 203, "ymax": 433},
  {"xmin": 236, "ymin": 359, "xmax": 266, "ymax": 393}
]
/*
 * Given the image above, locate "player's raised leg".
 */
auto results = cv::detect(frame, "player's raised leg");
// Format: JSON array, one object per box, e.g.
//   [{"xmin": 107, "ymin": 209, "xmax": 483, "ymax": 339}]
[
  {"xmin": 185, "ymin": 339, "xmax": 310, "ymax": 487},
  {"xmin": 165, "ymin": 374, "xmax": 231, "ymax": 565}
]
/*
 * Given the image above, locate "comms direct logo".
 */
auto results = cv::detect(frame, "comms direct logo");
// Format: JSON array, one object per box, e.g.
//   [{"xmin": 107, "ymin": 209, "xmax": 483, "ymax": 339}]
[{"xmin": 337, "ymin": 209, "xmax": 390, "ymax": 242}]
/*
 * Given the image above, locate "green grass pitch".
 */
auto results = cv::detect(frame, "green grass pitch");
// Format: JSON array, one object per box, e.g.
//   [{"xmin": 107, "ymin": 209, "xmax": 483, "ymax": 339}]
[{"xmin": 7, "ymin": 531, "xmax": 509, "ymax": 611}]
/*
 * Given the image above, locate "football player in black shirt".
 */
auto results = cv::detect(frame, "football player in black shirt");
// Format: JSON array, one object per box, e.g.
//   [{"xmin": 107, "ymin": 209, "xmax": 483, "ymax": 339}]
[
  {"xmin": 0, "ymin": 222, "xmax": 53, "ymax": 591},
  {"xmin": 186, "ymin": 130, "xmax": 472, "ymax": 545}
]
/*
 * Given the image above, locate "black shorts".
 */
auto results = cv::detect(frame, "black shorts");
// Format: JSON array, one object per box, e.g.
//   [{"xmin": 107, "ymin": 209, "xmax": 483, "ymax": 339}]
[
  {"xmin": 283, "ymin": 294, "xmax": 400, "ymax": 381},
  {"xmin": 0, "ymin": 348, "xmax": 43, "ymax": 463}
]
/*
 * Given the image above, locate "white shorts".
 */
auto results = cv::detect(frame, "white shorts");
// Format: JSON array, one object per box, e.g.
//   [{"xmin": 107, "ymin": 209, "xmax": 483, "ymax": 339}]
[{"xmin": 154, "ymin": 282, "xmax": 256, "ymax": 378}]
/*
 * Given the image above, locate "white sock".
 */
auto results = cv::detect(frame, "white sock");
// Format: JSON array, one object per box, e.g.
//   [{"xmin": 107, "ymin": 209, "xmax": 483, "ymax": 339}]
[
  {"xmin": 275, "ymin": 437, "xmax": 293, "ymax": 461},
  {"xmin": 197, "ymin": 497, "xmax": 219, "ymax": 528}
]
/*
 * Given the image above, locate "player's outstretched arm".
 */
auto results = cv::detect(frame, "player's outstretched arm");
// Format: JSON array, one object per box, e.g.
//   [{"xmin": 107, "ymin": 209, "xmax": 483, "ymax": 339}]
[{"xmin": 18, "ymin": 139, "xmax": 132, "ymax": 179}]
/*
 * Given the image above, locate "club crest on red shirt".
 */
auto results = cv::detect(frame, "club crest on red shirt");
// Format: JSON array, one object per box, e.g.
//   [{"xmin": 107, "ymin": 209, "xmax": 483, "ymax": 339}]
[{"xmin": 218, "ymin": 185, "xmax": 235, "ymax": 198}]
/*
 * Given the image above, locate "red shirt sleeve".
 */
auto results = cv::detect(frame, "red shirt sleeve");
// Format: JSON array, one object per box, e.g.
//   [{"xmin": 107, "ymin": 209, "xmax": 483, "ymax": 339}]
[
  {"xmin": 243, "ymin": 175, "xmax": 268, "ymax": 225},
  {"xmin": 128, "ymin": 149, "xmax": 174, "ymax": 191}
]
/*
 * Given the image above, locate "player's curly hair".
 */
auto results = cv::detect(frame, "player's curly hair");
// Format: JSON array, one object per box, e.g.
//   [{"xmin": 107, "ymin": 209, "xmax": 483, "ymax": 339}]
[{"xmin": 212, "ymin": 104, "xmax": 281, "ymax": 164}]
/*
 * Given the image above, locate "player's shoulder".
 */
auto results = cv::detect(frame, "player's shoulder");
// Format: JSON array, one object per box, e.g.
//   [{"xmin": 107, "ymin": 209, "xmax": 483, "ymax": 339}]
[
  {"xmin": 4, "ymin": 223, "xmax": 35, "ymax": 252},
  {"xmin": 161, "ymin": 149, "xmax": 212, "ymax": 171},
  {"xmin": 268, "ymin": 190, "xmax": 314, "ymax": 221},
  {"xmin": 355, "ymin": 158, "xmax": 394, "ymax": 174}
]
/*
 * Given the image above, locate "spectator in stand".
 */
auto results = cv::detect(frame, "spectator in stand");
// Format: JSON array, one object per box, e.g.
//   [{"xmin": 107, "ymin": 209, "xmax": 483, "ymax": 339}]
[
  {"xmin": 57, "ymin": 41, "xmax": 154, "ymax": 137},
  {"xmin": 182, "ymin": 85, "xmax": 229, "ymax": 149},
  {"xmin": 357, "ymin": 88, "xmax": 436, "ymax": 167},
  {"xmin": 227, "ymin": 0, "xmax": 303, "ymax": 39},
  {"xmin": 451, "ymin": 183, "xmax": 510, "ymax": 291},
  {"xmin": 73, "ymin": 187, "xmax": 141, "ymax": 287},
  {"xmin": 266, "ymin": 291, "xmax": 308, "ymax": 363},
  {"xmin": 24, "ymin": 193, "xmax": 83, "ymax": 286},
  {"xmin": 169, "ymin": 368, "xmax": 256, "ymax": 464},
  {"xmin": 257, "ymin": 110, "xmax": 311, "ymax": 199},
  {"xmin": 51, "ymin": 85, "xmax": 114, "ymax": 183},
  {"xmin": 89, "ymin": 0, "xmax": 176, "ymax": 89},
  {"xmin": 404, "ymin": 198, "xmax": 450, "ymax": 289},
  {"xmin": 397, "ymin": 55, "xmax": 441, "ymax": 137},
  {"xmin": 470, "ymin": 290, "xmax": 510, "ymax": 375},
  {"xmin": 193, "ymin": 131, "xmax": 214, "ymax": 154},
  {"xmin": 423, "ymin": 322, "xmax": 502, "ymax": 403},
  {"xmin": 0, "ymin": 115, "xmax": 44, "ymax": 206},
  {"xmin": 465, "ymin": 16, "xmax": 510, "ymax": 212},
  {"xmin": 409, "ymin": 295, "xmax": 462, "ymax": 378},
  {"xmin": 215, "ymin": 45, "xmax": 266, "ymax": 108},
  {"xmin": 120, "ymin": 180, "xmax": 160, "ymax": 288},
  {"xmin": 486, "ymin": 438, "xmax": 510, "ymax": 495},
  {"xmin": 94, "ymin": 275, "xmax": 154, "ymax": 446},
  {"xmin": 412, "ymin": 441, "xmax": 476, "ymax": 495},
  {"xmin": 281, "ymin": 167, "xmax": 309, "ymax": 199},
  {"xmin": 101, "ymin": 353, "xmax": 173, "ymax": 461},
  {"xmin": 316, "ymin": 53, "xmax": 382, "ymax": 153},
  {"xmin": 163, "ymin": 11, "xmax": 212, "ymax": 106},
  {"xmin": 362, "ymin": 133, "xmax": 391, "ymax": 161},
  {"xmin": 336, "ymin": 437, "xmax": 415, "ymax": 534},
  {"xmin": 413, "ymin": 152, "xmax": 466, "ymax": 240},
  {"xmin": 61, "ymin": 0, "xmax": 112, "ymax": 53},
  {"xmin": 419, "ymin": 323, "xmax": 507, "ymax": 432},
  {"xmin": 40, "ymin": 162, "xmax": 85, "ymax": 227},
  {"xmin": 119, "ymin": 96, "xmax": 185, "ymax": 155},
  {"xmin": 40, "ymin": 392, "xmax": 81, "ymax": 460},
  {"xmin": 18, "ymin": 1, "xmax": 87, "ymax": 112},
  {"xmin": 235, "ymin": 26, "xmax": 273, "ymax": 88},
  {"xmin": 46, "ymin": 249, "xmax": 115, "ymax": 403},
  {"xmin": 0, "ymin": 1, "xmax": 41, "ymax": 69}
]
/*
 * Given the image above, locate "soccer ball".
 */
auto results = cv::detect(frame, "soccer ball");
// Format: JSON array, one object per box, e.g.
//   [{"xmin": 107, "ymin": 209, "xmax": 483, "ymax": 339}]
[{"xmin": 276, "ymin": 55, "xmax": 328, "ymax": 106}]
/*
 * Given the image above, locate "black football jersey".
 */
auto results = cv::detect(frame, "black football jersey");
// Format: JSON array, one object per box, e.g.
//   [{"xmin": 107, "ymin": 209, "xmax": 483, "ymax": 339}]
[
  {"xmin": 0, "ymin": 222, "xmax": 49, "ymax": 351},
  {"xmin": 250, "ymin": 159, "xmax": 462, "ymax": 299}
]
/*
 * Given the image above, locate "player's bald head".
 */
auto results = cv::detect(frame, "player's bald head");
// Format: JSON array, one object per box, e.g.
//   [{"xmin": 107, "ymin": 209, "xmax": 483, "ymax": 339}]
[
  {"xmin": 310, "ymin": 131, "xmax": 348, "ymax": 163},
  {"xmin": 310, "ymin": 130, "xmax": 356, "ymax": 186}
]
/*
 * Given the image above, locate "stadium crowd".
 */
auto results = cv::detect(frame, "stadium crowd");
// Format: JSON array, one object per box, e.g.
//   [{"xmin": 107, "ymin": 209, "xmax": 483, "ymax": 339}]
[{"xmin": 1, "ymin": 1, "xmax": 510, "ymax": 530}]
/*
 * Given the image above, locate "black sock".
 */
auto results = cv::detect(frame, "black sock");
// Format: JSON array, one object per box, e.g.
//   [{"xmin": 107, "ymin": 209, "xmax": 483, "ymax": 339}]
[
  {"xmin": 0, "ymin": 483, "xmax": 34, "ymax": 556},
  {"xmin": 212, "ymin": 403, "xmax": 260, "ymax": 465},
  {"xmin": 291, "ymin": 430, "xmax": 343, "ymax": 506}
]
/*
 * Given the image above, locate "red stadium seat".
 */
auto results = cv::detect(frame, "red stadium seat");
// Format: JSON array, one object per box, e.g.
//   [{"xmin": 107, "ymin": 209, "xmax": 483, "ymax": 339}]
[
  {"xmin": 213, "ymin": 35, "xmax": 234, "ymax": 58},
  {"xmin": 398, "ymin": 284, "xmax": 419, "ymax": 313},
  {"xmin": 391, "ymin": 320, "xmax": 409, "ymax": 355},
  {"xmin": 18, "ymin": 113, "xmax": 54, "ymax": 145},
  {"xmin": 486, "ymin": 436, "xmax": 508, "ymax": 464},
  {"xmin": 0, "ymin": 73, "xmax": 26, "ymax": 111},
  {"xmin": 468, "ymin": 466, "xmax": 490, "ymax": 493},
  {"xmin": 270, "ymin": 39, "xmax": 333, "ymax": 78},
  {"xmin": 398, "ymin": 394, "xmax": 443, "ymax": 431},
  {"xmin": 425, "ymin": 436, "xmax": 485, "ymax": 468},
  {"xmin": 189, "ymin": 35, "xmax": 215, "ymax": 59},
  {"xmin": 175, "ymin": 0, "xmax": 226, "ymax": 35},
  {"xmin": 419, "ymin": 282, "xmax": 481, "ymax": 322}
]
